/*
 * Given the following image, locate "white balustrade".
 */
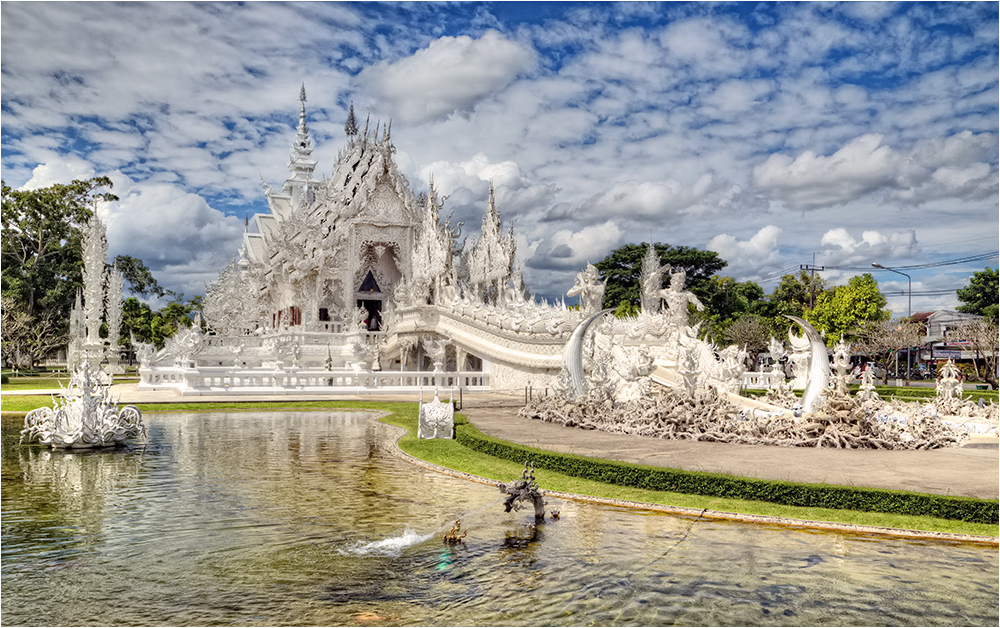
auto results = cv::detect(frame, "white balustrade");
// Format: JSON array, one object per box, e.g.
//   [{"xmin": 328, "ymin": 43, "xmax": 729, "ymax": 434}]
[{"xmin": 138, "ymin": 364, "xmax": 489, "ymax": 395}]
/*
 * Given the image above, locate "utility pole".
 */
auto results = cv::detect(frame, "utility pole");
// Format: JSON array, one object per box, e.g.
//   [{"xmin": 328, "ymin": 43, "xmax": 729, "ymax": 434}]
[{"xmin": 800, "ymin": 259, "xmax": 824, "ymax": 309}]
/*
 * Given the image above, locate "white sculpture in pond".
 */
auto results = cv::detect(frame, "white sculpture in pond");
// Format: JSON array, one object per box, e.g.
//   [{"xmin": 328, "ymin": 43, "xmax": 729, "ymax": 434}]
[
  {"xmin": 20, "ymin": 360, "xmax": 144, "ymax": 449},
  {"xmin": 418, "ymin": 389, "xmax": 455, "ymax": 439}
]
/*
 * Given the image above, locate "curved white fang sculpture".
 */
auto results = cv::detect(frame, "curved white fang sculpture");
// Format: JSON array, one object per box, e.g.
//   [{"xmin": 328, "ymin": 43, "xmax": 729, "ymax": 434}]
[
  {"xmin": 785, "ymin": 315, "xmax": 829, "ymax": 415},
  {"xmin": 563, "ymin": 308, "xmax": 613, "ymax": 400}
]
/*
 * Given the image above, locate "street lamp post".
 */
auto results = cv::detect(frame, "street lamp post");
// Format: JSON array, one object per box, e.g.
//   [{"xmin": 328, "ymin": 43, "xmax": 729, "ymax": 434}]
[{"xmin": 872, "ymin": 263, "xmax": 912, "ymax": 383}]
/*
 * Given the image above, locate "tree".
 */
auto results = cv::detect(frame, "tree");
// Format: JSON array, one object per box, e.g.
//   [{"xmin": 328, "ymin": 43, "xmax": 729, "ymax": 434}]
[
  {"xmin": 696, "ymin": 276, "xmax": 767, "ymax": 341},
  {"xmin": 858, "ymin": 317, "xmax": 924, "ymax": 384},
  {"xmin": 2, "ymin": 177, "xmax": 119, "ymax": 366},
  {"xmin": 114, "ymin": 255, "xmax": 165, "ymax": 298},
  {"xmin": 1, "ymin": 178, "xmax": 173, "ymax": 366},
  {"xmin": 1, "ymin": 296, "xmax": 67, "ymax": 369},
  {"xmin": 724, "ymin": 314, "xmax": 770, "ymax": 368},
  {"xmin": 954, "ymin": 318, "xmax": 999, "ymax": 388},
  {"xmin": 2, "ymin": 177, "xmax": 117, "ymax": 321},
  {"xmin": 594, "ymin": 243, "xmax": 727, "ymax": 311},
  {"xmin": 956, "ymin": 267, "xmax": 998, "ymax": 322},
  {"xmin": 806, "ymin": 273, "xmax": 889, "ymax": 347},
  {"xmin": 771, "ymin": 270, "xmax": 827, "ymax": 316}
]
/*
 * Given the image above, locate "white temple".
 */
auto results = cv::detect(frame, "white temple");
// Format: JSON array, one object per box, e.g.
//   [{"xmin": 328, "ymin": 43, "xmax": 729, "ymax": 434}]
[{"xmin": 136, "ymin": 89, "xmax": 761, "ymax": 398}]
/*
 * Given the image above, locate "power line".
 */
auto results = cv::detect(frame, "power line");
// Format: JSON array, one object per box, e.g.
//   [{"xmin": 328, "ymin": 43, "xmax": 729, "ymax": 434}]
[{"xmin": 824, "ymin": 251, "xmax": 998, "ymax": 272}]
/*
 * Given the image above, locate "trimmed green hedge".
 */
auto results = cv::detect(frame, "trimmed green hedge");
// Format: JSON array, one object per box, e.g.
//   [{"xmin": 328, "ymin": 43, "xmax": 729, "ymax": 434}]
[{"xmin": 456, "ymin": 424, "xmax": 998, "ymax": 524}]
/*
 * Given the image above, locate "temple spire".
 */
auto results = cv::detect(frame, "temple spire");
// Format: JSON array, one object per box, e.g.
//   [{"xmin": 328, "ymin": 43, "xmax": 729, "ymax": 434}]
[
  {"xmin": 345, "ymin": 102, "xmax": 359, "ymax": 138},
  {"xmin": 284, "ymin": 85, "xmax": 318, "ymax": 205},
  {"xmin": 294, "ymin": 83, "xmax": 311, "ymax": 151}
]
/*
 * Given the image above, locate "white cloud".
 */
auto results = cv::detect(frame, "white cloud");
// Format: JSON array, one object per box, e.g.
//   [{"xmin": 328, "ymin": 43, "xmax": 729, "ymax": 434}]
[
  {"xmin": 19, "ymin": 157, "xmax": 96, "ymax": 190},
  {"xmin": 706, "ymin": 226, "xmax": 783, "ymax": 278},
  {"xmin": 97, "ymin": 171, "xmax": 244, "ymax": 297},
  {"xmin": 752, "ymin": 131, "xmax": 998, "ymax": 210},
  {"xmin": 752, "ymin": 134, "xmax": 903, "ymax": 210},
  {"xmin": 419, "ymin": 152, "xmax": 528, "ymax": 196},
  {"xmin": 527, "ymin": 221, "xmax": 625, "ymax": 272},
  {"xmin": 659, "ymin": 17, "xmax": 752, "ymax": 77},
  {"xmin": 818, "ymin": 228, "xmax": 919, "ymax": 266},
  {"xmin": 360, "ymin": 30, "xmax": 534, "ymax": 124},
  {"xmin": 545, "ymin": 175, "xmax": 717, "ymax": 223}
]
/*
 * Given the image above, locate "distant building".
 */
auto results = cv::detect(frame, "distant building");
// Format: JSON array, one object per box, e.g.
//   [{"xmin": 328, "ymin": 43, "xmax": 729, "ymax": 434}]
[{"xmin": 914, "ymin": 310, "xmax": 986, "ymax": 362}]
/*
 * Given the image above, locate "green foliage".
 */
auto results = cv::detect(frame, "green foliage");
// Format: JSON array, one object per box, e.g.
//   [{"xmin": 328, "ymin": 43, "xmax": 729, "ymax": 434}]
[
  {"xmin": 764, "ymin": 270, "xmax": 828, "ymax": 336},
  {"xmin": 696, "ymin": 276, "xmax": 768, "ymax": 342},
  {"xmin": 956, "ymin": 267, "xmax": 998, "ymax": 322},
  {"xmin": 114, "ymin": 255, "xmax": 165, "ymax": 298},
  {"xmin": 455, "ymin": 423, "xmax": 997, "ymax": 524},
  {"xmin": 2, "ymin": 177, "xmax": 117, "ymax": 325},
  {"xmin": 613, "ymin": 299, "xmax": 640, "ymax": 319},
  {"xmin": 806, "ymin": 273, "xmax": 889, "ymax": 347},
  {"xmin": 594, "ymin": 243, "xmax": 727, "ymax": 310},
  {"xmin": 772, "ymin": 269, "xmax": 826, "ymax": 313},
  {"xmin": 122, "ymin": 292, "xmax": 200, "ymax": 349}
]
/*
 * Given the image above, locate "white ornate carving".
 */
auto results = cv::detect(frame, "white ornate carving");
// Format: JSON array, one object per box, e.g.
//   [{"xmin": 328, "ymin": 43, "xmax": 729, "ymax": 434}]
[
  {"xmin": 105, "ymin": 262, "xmax": 124, "ymax": 373},
  {"xmin": 418, "ymin": 390, "xmax": 454, "ymax": 439},
  {"xmin": 640, "ymin": 241, "xmax": 668, "ymax": 314},
  {"xmin": 81, "ymin": 215, "xmax": 108, "ymax": 347},
  {"xmin": 567, "ymin": 263, "xmax": 605, "ymax": 315}
]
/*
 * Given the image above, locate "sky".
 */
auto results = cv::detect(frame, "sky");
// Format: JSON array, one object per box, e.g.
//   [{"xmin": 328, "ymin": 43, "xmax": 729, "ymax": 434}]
[{"xmin": 2, "ymin": 1, "xmax": 997, "ymax": 315}]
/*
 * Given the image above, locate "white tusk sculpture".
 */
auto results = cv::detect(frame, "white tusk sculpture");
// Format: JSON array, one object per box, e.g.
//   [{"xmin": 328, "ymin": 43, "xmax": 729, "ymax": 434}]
[
  {"xmin": 562, "ymin": 308, "xmax": 614, "ymax": 400},
  {"xmin": 784, "ymin": 315, "xmax": 830, "ymax": 415}
]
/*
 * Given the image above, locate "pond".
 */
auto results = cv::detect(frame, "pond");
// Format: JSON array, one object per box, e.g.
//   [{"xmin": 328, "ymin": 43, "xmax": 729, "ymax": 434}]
[{"xmin": 2, "ymin": 410, "xmax": 997, "ymax": 626}]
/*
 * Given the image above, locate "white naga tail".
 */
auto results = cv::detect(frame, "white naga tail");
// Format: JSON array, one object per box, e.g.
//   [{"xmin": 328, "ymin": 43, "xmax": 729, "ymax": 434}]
[{"xmin": 785, "ymin": 315, "xmax": 830, "ymax": 415}]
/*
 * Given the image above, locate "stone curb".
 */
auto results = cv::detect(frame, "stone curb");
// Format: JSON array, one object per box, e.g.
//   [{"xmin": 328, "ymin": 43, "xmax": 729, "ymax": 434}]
[{"xmin": 373, "ymin": 415, "xmax": 999, "ymax": 546}]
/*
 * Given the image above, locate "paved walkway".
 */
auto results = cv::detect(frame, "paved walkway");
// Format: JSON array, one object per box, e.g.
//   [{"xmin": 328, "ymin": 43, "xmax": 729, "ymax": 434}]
[
  {"xmin": 5, "ymin": 385, "xmax": 997, "ymax": 500},
  {"xmin": 459, "ymin": 400, "xmax": 999, "ymax": 500}
]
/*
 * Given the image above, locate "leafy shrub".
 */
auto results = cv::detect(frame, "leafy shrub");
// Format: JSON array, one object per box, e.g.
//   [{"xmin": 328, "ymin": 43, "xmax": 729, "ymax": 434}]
[{"xmin": 456, "ymin": 424, "xmax": 997, "ymax": 524}]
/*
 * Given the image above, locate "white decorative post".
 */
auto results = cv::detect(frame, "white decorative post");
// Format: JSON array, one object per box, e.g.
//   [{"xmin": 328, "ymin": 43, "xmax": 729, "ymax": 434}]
[{"xmin": 105, "ymin": 262, "xmax": 124, "ymax": 374}]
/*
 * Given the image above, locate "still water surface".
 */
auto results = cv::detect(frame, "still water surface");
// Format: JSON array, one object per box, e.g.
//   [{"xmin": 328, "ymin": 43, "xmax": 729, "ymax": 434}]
[{"xmin": 2, "ymin": 411, "xmax": 997, "ymax": 626}]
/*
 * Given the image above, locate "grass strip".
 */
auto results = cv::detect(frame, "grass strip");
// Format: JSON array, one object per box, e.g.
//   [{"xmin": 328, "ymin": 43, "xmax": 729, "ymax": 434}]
[
  {"xmin": 455, "ymin": 420, "xmax": 996, "ymax": 525},
  {"xmin": 3, "ymin": 397, "xmax": 996, "ymax": 537},
  {"xmin": 380, "ymin": 411, "xmax": 998, "ymax": 537}
]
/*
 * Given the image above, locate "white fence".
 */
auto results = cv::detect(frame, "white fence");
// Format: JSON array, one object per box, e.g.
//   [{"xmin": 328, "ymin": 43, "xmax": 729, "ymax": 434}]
[
  {"xmin": 138, "ymin": 366, "xmax": 489, "ymax": 396},
  {"xmin": 740, "ymin": 370, "xmax": 788, "ymax": 390}
]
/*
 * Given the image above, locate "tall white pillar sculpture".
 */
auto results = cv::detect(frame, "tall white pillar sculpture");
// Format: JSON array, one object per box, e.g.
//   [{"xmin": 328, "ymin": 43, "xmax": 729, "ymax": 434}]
[
  {"xmin": 81, "ymin": 216, "xmax": 109, "ymax": 365},
  {"xmin": 105, "ymin": 262, "xmax": 124, "ymax": 374}
]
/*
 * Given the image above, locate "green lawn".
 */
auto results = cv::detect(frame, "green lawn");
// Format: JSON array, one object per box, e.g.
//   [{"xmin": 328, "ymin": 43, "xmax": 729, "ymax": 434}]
[
  {"xmin": 1, "ymin": 376, "xmax": 140, "ymax": 391},
  {"xmin": 3, "ymin": 397, "xmax": 996, "ymax": 538}
]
